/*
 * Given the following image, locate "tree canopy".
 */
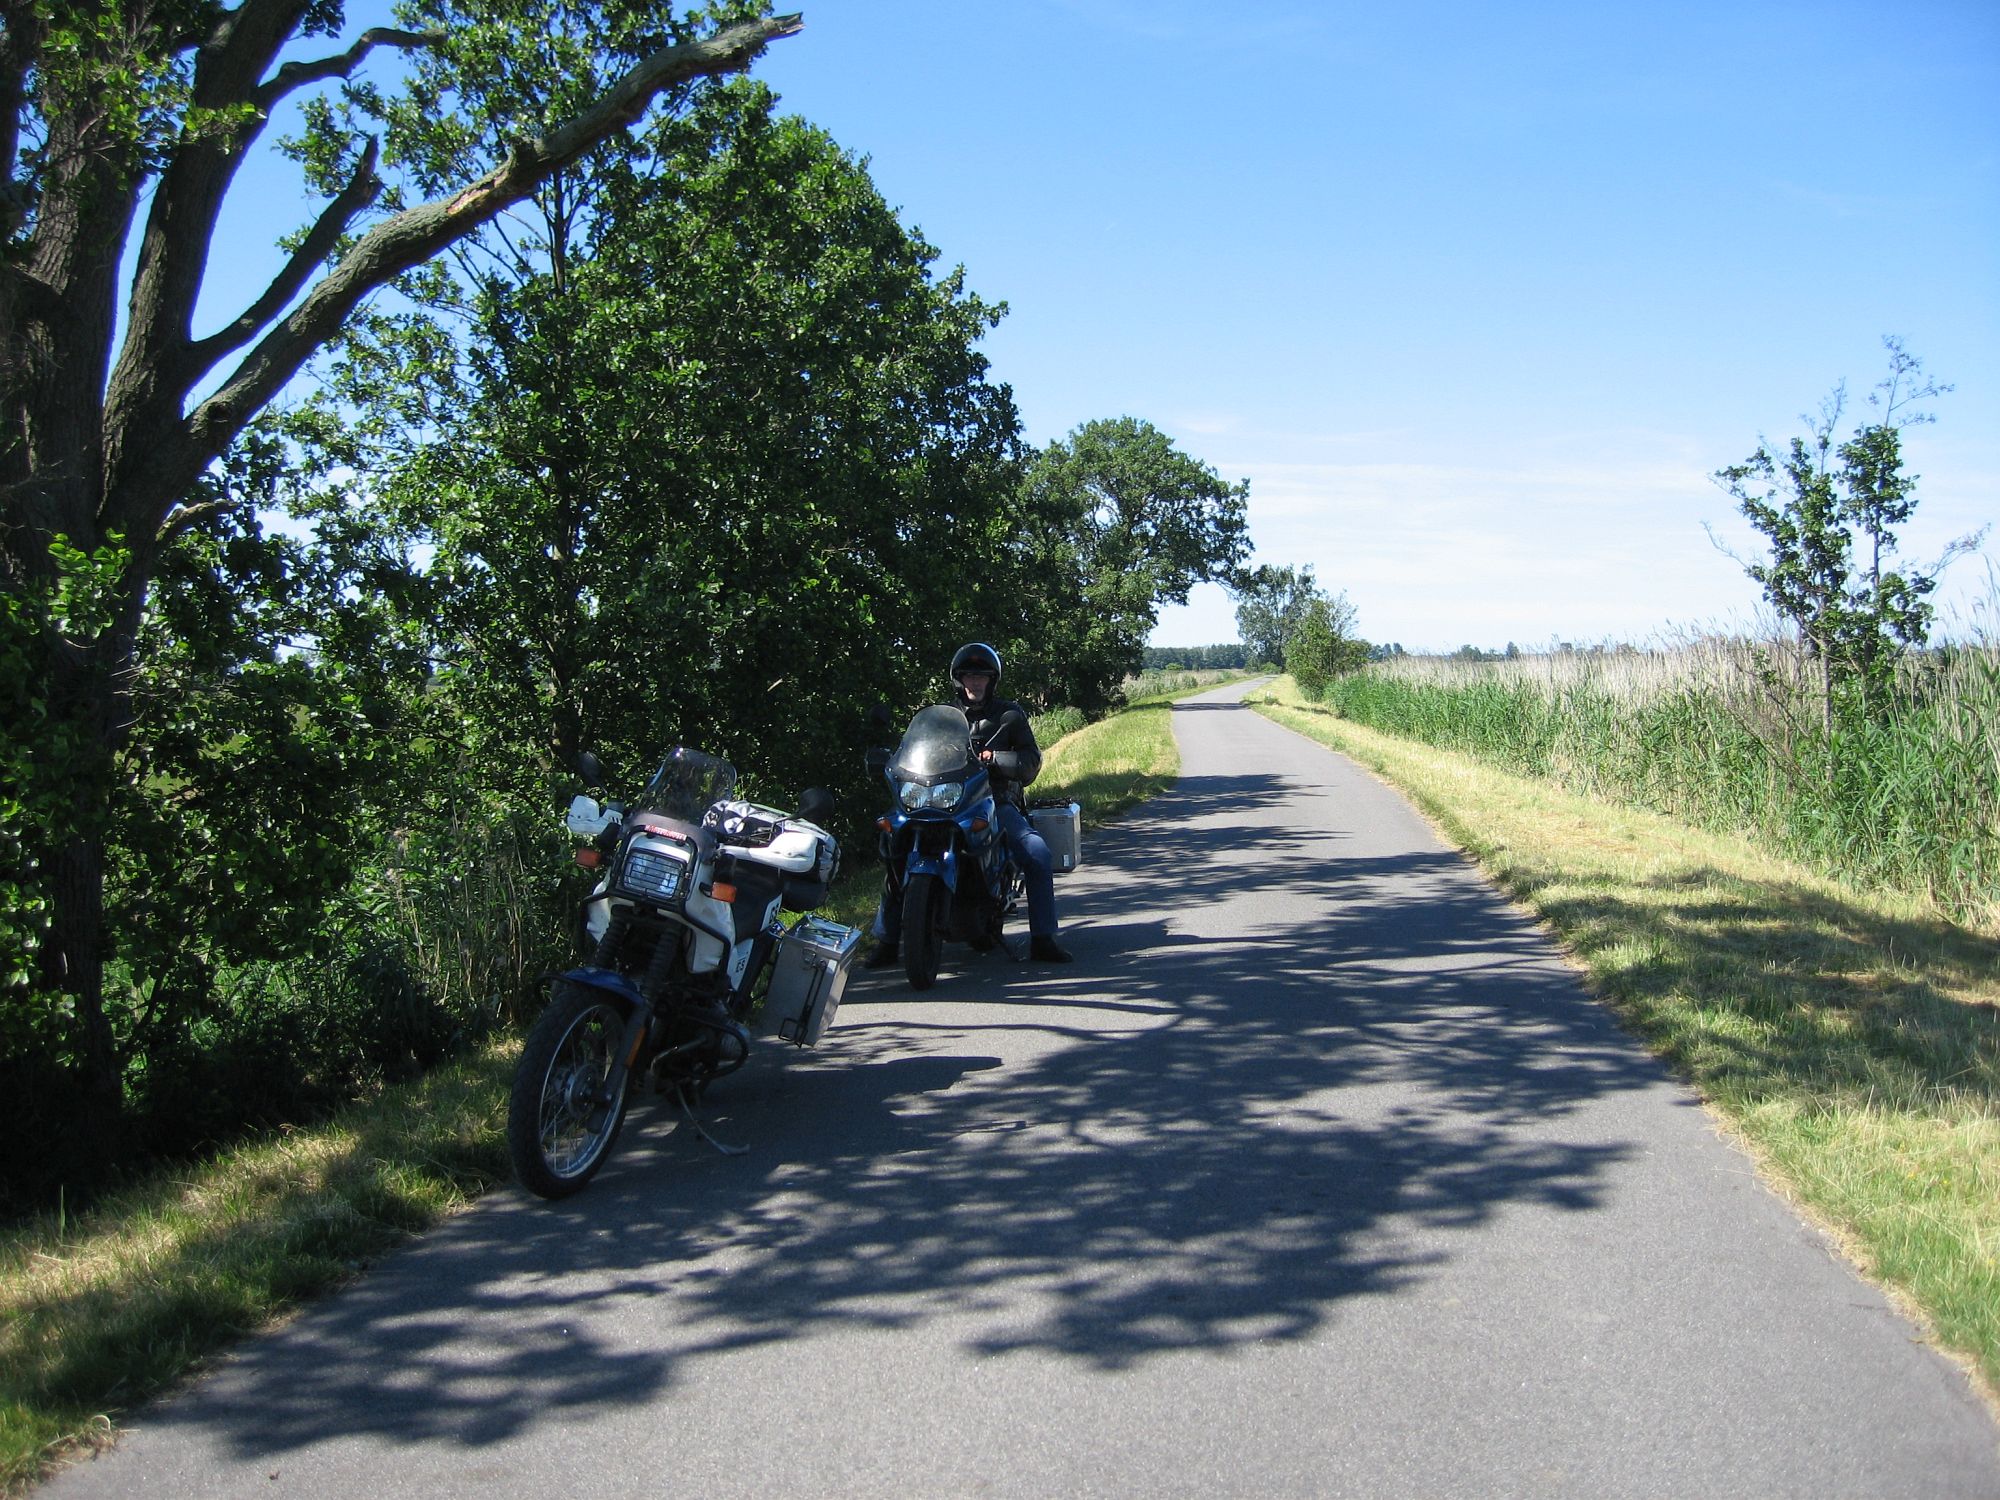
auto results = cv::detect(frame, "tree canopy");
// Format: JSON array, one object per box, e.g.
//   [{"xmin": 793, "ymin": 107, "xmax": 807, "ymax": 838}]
[
  {"xmin": 1713, "ymin": 339, "xmax": 1984, "ymax": 725},
  {"xmin": 0, "ymin": 0, "xmax": 801, "ymax": 1202},
  {"xmin": 0, "ymin": 2, "xmax": 1265, "ymax": 1214},
  {"xmin": 1007, "ymin": 417, "xmax": 1251, "ymax": 713},
  {"xmin": 1232, "ymin": 563, "xmax": 1322, "ymax": 668}
]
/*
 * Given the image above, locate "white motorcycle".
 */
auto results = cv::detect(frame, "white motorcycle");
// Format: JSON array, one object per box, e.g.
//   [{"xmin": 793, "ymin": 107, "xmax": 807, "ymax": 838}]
[{"xmin": 506, "ymin": 746, "xmax": 857, "ymax": 1199}]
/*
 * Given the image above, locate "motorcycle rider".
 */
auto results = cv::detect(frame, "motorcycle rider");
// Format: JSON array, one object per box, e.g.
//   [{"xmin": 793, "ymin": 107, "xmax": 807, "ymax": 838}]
[{"xmin": 865, "ymin": 642, "xmax": 1073, "ymax": 967}]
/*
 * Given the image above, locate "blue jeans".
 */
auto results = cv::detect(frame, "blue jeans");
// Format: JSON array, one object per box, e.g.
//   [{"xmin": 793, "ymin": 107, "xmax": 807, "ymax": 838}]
[{"xmin": 875, "ymin": 803, "xmax": 1058, "ymax": 941}]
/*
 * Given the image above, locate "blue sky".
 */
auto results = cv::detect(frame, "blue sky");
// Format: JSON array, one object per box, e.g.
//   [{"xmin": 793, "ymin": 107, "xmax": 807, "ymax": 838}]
[
  {"xmin": 752, "ymin": 0, "xmax": 2000, "ymax": 651},
  {"xmin": 211, "ymin": 1, "xmax": 2000, "ymax": 652}
]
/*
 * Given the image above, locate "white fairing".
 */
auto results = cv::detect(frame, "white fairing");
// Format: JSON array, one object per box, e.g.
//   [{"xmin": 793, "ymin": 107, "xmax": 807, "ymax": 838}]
[
  {"xmin": 584, "ymin": 876, "xmax": 611, "ymax": 942},
  {"xmin": 580, "ymin": 802, "xmax": 833, "ymax": 974}
]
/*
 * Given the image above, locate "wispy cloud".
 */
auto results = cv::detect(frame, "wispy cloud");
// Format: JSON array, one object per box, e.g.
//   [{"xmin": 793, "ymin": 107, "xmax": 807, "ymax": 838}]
[{"xmin": 1158, "ymin": 444, "xmax": 1997, "ymax": 652}]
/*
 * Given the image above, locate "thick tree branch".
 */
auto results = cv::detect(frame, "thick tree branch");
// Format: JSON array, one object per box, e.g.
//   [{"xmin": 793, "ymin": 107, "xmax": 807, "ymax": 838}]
[
  {"xmin": 172, "ymin": 13, "xmax": 802, "ymax": 487},
  {"xmin": 253, "ymin": 26, "xmax": 445, "ymax": 112},
  {"xmin": 156, "ymin": 494, "xmax": 241, "ymax": 544},
  {"xmin": 187, "ymin": 137, "xmax": 383, "ymax": 375},
  {"xmin": 104, "ymin": 0, "xmax": 320, "ymax": 500}
]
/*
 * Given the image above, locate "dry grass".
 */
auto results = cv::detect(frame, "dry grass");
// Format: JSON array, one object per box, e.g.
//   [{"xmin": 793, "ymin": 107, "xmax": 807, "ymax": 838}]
[{"xmin": 0, "ymin": 1041, "xmax": 516, "ymax": 1493}]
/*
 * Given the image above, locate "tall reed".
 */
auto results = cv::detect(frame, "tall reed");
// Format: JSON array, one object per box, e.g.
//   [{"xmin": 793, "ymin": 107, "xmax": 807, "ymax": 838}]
[{"xmin": 1321, "ymin": 637, "xmax": 2000, "ymax": 926}]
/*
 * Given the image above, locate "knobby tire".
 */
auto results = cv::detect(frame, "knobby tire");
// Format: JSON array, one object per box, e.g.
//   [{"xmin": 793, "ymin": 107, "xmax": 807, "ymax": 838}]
[{"xmin": 508, "ymin": 981, "xmax": 634, "ymax": 1199}]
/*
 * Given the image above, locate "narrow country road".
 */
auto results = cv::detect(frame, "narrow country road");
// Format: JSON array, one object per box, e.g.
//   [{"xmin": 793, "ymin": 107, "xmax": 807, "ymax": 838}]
[{"xmin": 46, "ymin": 681, "xmax": 2000, "ymax": 1498}]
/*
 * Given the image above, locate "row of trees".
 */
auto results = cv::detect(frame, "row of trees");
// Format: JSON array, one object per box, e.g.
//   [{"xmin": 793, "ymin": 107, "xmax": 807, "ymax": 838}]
[
  {"xmin": 0, "ymin": 1, "xmax": 1250, "ymax": 1212},
  {"xmin": 1139, "ymin": 644, "xmax": 1254, "ymax": 671}
]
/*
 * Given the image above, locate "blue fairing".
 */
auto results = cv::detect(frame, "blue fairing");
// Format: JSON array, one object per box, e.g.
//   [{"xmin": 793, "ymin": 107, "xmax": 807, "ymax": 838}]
[{"xmin": 881, "ymin": 704, "xmax": 1011, "ymax": 905}]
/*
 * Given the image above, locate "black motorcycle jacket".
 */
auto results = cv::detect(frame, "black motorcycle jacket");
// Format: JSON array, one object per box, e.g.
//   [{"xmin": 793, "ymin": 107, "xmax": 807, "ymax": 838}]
[{"xmin": 960, "ymin": 691, "xmax": 1041, "ymax": 807}]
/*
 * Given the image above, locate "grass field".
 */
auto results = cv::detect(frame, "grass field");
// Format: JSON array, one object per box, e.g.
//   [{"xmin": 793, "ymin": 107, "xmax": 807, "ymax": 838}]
[
  {"xmin": 1250, "ymin": 675, "xmax": 2000, "ymax": 1402},
  {"xmin": 0, "ymin": 676, "xmax": 1228, "ymax": 1494}
]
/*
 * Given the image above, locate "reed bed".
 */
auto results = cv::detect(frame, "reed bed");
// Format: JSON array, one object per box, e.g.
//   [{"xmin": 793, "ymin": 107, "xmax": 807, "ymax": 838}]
[
  {"xmin": 1320, "ymin": 638, "xmax": 2000, "ymax": 926},
  {"xmin": 1119, "ymin": 666, "xmax": 1252, "ymax": 704}
]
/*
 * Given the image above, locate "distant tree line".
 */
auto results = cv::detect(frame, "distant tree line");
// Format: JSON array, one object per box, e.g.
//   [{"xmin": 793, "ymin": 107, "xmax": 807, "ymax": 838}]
[{"xmin": 1139, "ymin": 644, "xmax": 1254, "ymax": 671}]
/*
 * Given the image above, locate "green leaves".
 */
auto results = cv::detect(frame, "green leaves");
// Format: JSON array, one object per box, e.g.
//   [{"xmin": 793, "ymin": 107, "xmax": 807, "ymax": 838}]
[
  {"xmin": 1285, "ymin": 592, "xmax": 1366, "ymax": 700},
  {"xmin": 1006, "ymin": 417, "xmax": 1252, "ymax": 714},
  {"xmin": 1715, "ymin": 340, "xmax": 1975, "ymax": 724},
  {"xmin": 1233, "ymin": 563, "xmax": 1322, "ymax": 669},
  {"xmin": 299, "ymin": 76, "xmax": 1023, "ymax": 835}
]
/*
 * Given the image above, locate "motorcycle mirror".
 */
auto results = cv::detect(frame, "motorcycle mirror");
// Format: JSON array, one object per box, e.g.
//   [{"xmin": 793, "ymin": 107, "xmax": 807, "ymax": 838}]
[
  {"xmin": 576, "ymin": 750, "xmax": 606, "ymax": 791},
  {"xmin": 797, "ymin": 787, "xmax": 834, "ymax": 826},
  {"xmin": 867, "ymin": 703, "xmax": 894, "ymax": 730},
  {"xmin": 865, "ymin": 747, "xmax": 892, "ymax": 776}
]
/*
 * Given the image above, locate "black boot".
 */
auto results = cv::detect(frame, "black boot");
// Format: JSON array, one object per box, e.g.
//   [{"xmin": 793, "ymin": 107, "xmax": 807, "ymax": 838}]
[
  {"xmin": 1029, "ymin": 935, "xmax": 1073, "ymax": 963},
  {"xmin": 862, "ymin": 940, "xmax": 899, "ymax": 970}
]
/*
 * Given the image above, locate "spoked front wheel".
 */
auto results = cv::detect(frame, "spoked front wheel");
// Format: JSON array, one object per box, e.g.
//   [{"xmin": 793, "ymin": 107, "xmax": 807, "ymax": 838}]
[{"xmin": 508, "ymin": 982, "xmax": 634, "ymax": 1200}]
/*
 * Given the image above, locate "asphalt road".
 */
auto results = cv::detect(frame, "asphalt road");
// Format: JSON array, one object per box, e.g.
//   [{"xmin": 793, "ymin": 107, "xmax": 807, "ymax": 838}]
[{"xmin": 46, "ymin": 681, "xmax": 2000, "ymax": 1498}]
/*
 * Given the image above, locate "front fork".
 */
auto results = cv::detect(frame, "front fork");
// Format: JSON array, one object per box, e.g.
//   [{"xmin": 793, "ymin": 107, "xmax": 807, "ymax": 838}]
[{"xmin": 884, "ymin": 818, "xmax": 1010, "ymax": 933}]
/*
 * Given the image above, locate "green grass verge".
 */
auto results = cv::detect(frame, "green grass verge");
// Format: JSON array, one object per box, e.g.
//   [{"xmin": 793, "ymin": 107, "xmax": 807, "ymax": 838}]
[
  {"xmin": 1027, "ymin": 670, "xmax": 1265, "ymax": 826},
  {"xmin": 0, "ymin": 676, "xmax": 1249, "ymax": 1491},
  {"xmin": 1248, "ymin": 676, "xmax": 2000, "ymax": 1398},
  {"xmin": 0, "ymin": 1041, "xmax": 517, "ymax": 1493}
]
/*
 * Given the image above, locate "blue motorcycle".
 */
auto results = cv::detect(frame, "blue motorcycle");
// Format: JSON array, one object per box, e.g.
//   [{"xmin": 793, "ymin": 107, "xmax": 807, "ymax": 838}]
[{"xmin": 871, "ymin": 705, "xmax": 1024, "ymax": 989}]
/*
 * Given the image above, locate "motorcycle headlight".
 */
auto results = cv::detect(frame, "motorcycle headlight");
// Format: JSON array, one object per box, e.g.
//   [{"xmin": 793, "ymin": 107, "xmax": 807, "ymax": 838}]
[
  {"xmin": 928, "ymin": 781, "xmax": 964, "ymax": 811},
  {"xmin": 898, "ymin": 780, "xmax": 926, "ymax": 812},
  {"xmin": 617, "ymin": 836, "xmax": 692, "ymax": 904}
]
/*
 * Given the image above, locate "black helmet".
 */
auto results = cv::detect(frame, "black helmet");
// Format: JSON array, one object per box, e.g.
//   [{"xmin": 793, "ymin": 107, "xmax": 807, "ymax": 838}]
[{"xmin": 949, "ymin": 641, "xmax": 1002, "ymax": 687}]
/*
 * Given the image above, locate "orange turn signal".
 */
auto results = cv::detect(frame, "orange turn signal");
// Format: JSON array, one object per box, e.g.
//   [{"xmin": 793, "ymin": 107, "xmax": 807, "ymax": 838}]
[
  {"xmin": 574, "ymin": 848, "xmax": 602, "ymax": 868},
  {"xmin": 876, "ymin": 816, "xmax": 893, "ymax": 832},
  {"xmin": 969, "ymin": 818, "xmax": 989, "ymax": 832},
  {"xmin": 710, "ymin": 881, "xmax": 738, "ymax": 903}
]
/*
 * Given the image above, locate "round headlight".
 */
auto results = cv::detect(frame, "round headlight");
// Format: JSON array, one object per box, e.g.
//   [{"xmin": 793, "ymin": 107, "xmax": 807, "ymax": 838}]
[
  {"xmin": 898, "ymin": 780, "xmax": 926, "ymax": 811},
  {"xmin": 929, "ymin": 781, "xmax": 964, "ymax": 811}
]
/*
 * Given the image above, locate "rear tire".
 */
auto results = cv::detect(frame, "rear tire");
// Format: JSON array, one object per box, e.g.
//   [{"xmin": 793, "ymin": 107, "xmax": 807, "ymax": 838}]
[
  {"xmin": 902, "ymin": 873, "xmax": 944, "ymax": 990},
  {"xmin": 508, "ymin": 981, "xmax": 633, "ymax": 1200}
]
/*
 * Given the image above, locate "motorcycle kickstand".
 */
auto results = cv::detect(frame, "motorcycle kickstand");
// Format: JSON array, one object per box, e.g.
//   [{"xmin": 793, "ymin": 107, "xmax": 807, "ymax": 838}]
[{"xmin": 674, "ymin": 1083, "xmax": 749, "ymax": 1157}]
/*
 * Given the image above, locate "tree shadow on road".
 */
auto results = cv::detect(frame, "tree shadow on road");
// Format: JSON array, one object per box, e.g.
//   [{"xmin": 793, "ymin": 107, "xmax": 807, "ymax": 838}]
[{"xmin": 135, "ymin": 768, "xmax": 1674, "ymax": 1459}]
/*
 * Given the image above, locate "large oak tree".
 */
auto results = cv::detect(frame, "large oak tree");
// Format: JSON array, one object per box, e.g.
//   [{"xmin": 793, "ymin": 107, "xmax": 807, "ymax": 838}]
[{"xmin": 0, "ymin": 0, "xmax": 799, "ymax": 1152}]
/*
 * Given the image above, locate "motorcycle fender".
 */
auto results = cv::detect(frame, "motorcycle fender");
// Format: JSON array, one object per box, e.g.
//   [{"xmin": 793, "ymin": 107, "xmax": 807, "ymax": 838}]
[
  {"xmin": 559, "ymin": 966, "xmax": 649, "ymax": 1013},
  {"xmin": 903, "ymin": 843, "xmax": 958, "ymax": 893}
]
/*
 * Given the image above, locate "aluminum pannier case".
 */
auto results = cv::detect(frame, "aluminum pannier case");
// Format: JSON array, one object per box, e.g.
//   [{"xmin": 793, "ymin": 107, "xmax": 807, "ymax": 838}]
[
  {"xmin": 761, "ymin": 916, "xmax": 861, "ymax": 1046},
  {"xmin": 1028, "ymin": 799, "xmax": 1082, "ymax": 874}
]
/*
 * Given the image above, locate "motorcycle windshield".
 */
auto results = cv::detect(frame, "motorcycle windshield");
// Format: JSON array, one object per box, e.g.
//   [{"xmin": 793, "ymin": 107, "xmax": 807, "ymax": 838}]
[
  {"xmin": 892, "ymin": 706, "xmax": 972, "ymax": 781},
  {"xmin": 634, "ymin": 746, "xmax": 737, "ymax": 823}
]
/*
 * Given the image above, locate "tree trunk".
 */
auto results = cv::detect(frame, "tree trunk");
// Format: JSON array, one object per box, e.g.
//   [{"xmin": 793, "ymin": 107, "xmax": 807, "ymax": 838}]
[
  {"xmin": 3, "ymin": 6, "xmax": 803, "ymax": 1189},
  {"xmin": 37, "ymin": 639, "xmax": 131, "ymax": 1174}
]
